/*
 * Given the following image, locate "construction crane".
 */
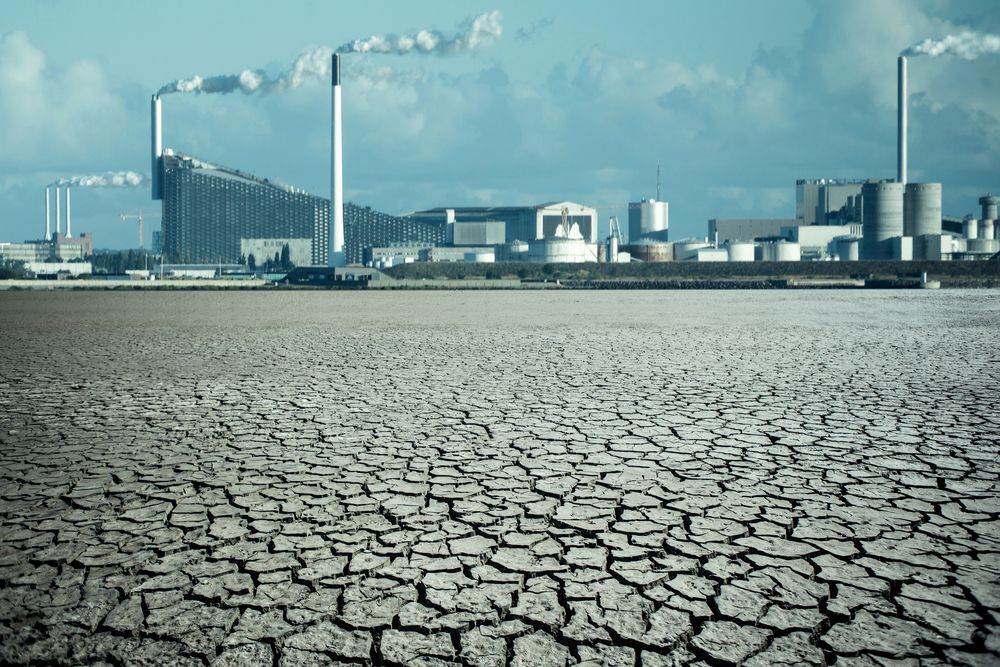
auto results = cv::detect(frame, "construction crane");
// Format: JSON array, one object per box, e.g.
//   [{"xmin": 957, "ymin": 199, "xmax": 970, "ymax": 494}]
[{"xmin": 119, "ymin": 209, "xmax": 161, "ymax": 249}]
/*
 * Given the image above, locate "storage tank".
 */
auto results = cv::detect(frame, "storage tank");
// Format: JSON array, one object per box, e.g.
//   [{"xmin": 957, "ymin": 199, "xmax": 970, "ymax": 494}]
[
  {"xmin": 625, "ymin": 241, "xmax": 673, "ymax": 262},
  {"xmin": 966, "ymin": 239, "xmax": 999, "ymax": 256},
  {"xmin": 979, "ymin": 219, "xmax": 995, "ymax": 241},
  {"xmin": 464, "ymin": 251, "xmax": 495, "ymax": 263},
  {"xmin": 964, "ymin": 217, "xmax": 979, "ymax": 240},
  {"xmin": 672, "ymin": 238, "xmax": 711, "ymax": 261},
  {"xmin": 727, "ymin": 242, "xmax": 755, "ymax": 262},
  {"xmin": 903, "ymin": 183, "xmax": 941, "ymax": 237},
  {"xmin": 834, "ymin": 236, "xmax": 861, "ymax": 261},
  {"xmin": 774, "ymin": 241, "xmax": 801, "ymax": 262},
  {"xmin": 981, "ymin": 194, "xmax": 999, "ymax": 222},
  {"xmin": 529, "ymin": 237, "xmax": 591, "ymax": 263},
  {"xmin": 861, "ymin": 181, "xmax": 904, "ymax": 259},
  {"xmin": 628, "ymin": 199, "xmax": 669, "ymax": 242}
]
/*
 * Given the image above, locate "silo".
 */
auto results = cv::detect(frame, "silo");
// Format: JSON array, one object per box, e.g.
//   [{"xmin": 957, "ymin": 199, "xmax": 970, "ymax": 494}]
[
  {"xmin": 625, "ymin": 241, "xmax": 673, "ymax": 262},
  {"xmin": 980, "ymin": 219, "xmax": 995, "ymax": 241},
  {"xmin": 861, "ymin": 181, "xmax": 904, "ymax": 259},
  {"xmin": 672, "ymin": 239, "xmax": 711, "ymax": 261},
  {"xmin": 980, "ymin": 195, "xmax": 998, "ymax": 222},
  {"xmin": 727, "ymin": 242, "xmax": 755, "ymax": 262},
  {"xmin": 628, "ymin": 199, "xmax": 669, "ymax": 242},
  {"xmin": 835, "ymin": 236, "xmax": 861, "ymax": 261},
  {"xmin": 903, "ymin": 183, "xmax": 941, "ymax": 237},
  {"xmin": 964, "ymin": 217, "xmax": 979, "ymax": 240},
  {"xmin": 775, "ymin": 241, "xmax": 801, "ymax": 261}
]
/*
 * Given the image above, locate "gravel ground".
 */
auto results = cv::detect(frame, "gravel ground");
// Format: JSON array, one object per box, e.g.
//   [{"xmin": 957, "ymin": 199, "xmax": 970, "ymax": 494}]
[{"xmin": 1, "ymin": 290, "xmax": 998, "ymax": 666}]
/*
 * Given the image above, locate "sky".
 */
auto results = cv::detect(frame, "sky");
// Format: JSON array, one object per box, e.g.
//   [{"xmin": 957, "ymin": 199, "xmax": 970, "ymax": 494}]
[{"xmin": 1, "ymin": 0, "xmax": 999, "ymax": 249}]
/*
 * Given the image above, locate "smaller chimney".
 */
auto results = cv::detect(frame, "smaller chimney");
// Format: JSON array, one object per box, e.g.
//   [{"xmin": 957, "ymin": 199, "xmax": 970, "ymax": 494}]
[
  {"xmin": 44, "ymin": 187, "xmax": 51, "ymax": 240},
  {"xmin": 55, "ymin": 186, "xmax": 62, "ymax": 235},
  {"xmin": 898, "ymin": 56, "xmax": 907, "ymax": 185},
  {"xmin": 65, "ymin": 187, "xmax": 72, "ymax": 238}
]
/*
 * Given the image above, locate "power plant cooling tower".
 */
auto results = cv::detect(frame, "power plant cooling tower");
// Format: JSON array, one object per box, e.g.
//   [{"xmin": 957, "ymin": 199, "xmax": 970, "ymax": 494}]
[
  {"xmin": 329, "ymin": 53, "xmax": 345, "ymax": 267},
  {"xmin": 861, "ymin": 181, "xmax": 903, "ymax": 260},
  {"xmin": 903, "ymin": 183, "xmax": 941, "ymax": 238}
]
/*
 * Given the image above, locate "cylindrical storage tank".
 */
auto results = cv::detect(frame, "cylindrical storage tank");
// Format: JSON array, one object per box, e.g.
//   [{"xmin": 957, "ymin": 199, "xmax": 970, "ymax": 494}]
[
  {"xmin": 980, "ymin": 195, "xmax": 999, "ymax": 222},
  {"xmin": 979, "ymin": 219, "xmax": 995, "ymax": 241},
  {"xmin": 862, "ymin": 181, "xmax": 904, "ymax": 259},
  {"xmin": 672, "ymin": 238, "xmax": 711, "ymax": 261},
  {"xmin": 835, "ymin": 236, "xmax": 861, "ymax": 261},
  {"xmin": 964, "ymin": 217, "xmax": 979, "ymax": 240},
  {"xmin": 531, "ymin": 238, "xmax": 590, "ymax": 263},
  {"xmin": 903, "ymin": 183, "xmax": 941, "ymax": 237},
  {"xmin": 628, "ymin": 200, "xmax": 669, "ymax": 242},
  {"xmin": 625, "ymin": 241, "xmax": 673, "ymax": 262},
  {"xmin": 727, "ymin": 242, "xmax": 755, "ymax": 262},
  {"xmin": 775, "ymin": 241, "xmax": 801, "ymax": 261},
  {"xmin": 464, "ymin": 251, "xmax": 495, "ymax": 263},
  {"xmin": 966, "ymin": 239, "xmax": 999, "ymax": 255}
]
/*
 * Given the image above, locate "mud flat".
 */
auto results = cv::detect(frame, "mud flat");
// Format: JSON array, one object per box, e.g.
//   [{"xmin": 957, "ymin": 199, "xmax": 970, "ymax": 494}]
[{"xmin": 1, "ymin": 290, "xmax": 998, "ymax": 665}]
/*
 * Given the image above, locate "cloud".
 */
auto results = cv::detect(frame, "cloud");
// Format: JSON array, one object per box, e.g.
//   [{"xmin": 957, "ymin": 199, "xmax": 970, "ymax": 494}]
[
  {"xmin": 0, "ymin": 31, "xmax": 131, "ymax": 169},
  {"xmin": 516, "ymin": 17, "xmax": 554, "ymax": 42}
]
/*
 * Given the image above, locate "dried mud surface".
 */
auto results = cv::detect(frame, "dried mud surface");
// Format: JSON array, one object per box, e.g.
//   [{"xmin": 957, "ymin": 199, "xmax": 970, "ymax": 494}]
[{"xmin": 1, "ymin": 290, "xmax": 998, "ymax": 666}]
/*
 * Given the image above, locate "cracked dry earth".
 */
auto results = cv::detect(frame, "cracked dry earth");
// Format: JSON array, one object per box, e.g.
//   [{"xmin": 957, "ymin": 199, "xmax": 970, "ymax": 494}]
[{"xmin": 0, "ymin": 290, "xmax": 998, "ymax": 667}]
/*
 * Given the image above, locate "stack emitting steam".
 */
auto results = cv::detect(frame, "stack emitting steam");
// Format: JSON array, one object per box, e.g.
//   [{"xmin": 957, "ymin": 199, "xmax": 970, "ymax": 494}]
[
  {"xmin": 151, "ymin": 11, "xmax": 502, "ymax": 267},
  {"xmin": 44, "ymin": 172, "xmax": 146, "ymax": 239},
  {"xmin": 154, "ymin": 11, "xmax": 502, "ymax": 97}
]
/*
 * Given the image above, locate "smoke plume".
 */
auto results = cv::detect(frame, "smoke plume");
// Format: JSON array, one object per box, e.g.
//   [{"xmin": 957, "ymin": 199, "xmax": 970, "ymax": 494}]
[
  {"xmin": 52, "ymin": 171, "xmax": 146, "ymax": 187},
  {"xmin": 901, "ymin": 30, "xmax": 1000, "ymax": 59},
  {"xmin": 156, "ymin": 11, "xmax": 502, "ymax": 96}
]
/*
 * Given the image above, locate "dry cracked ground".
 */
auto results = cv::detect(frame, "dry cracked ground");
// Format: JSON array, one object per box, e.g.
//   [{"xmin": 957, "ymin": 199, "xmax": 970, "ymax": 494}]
[{"xmin": 0, "ymin": 290, "xmax": 998, "ymax": 667}]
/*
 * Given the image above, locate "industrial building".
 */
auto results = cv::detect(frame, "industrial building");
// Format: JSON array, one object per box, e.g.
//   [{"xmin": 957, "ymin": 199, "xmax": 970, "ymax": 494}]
[
  {"xmin": 628, "ymin": 199, "xmax": 669, "ymax": 243},
  {"xmin": 412, "ymin": 202, "xmax": 598, "ymax": 245}
]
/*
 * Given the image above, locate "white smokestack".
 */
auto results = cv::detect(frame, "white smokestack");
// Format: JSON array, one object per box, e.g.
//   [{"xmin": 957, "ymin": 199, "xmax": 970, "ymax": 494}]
[
  {"xmin": 44, "ymin": 187, "xmax": 50, "ymax": 240},
  {"xmin": 898, "ymin": 56, "xmax": 907, "ymax": 185},
  {"xmin": 65, "ymin": 187, "xmax": 72, "ymax": 237},
  {"xmin": 55, "ymin": 185, "xmax": 61, "ymax": 235},
  {"xmin": 152, "ymin": 95, "xmax": 163, "ymax": 200},
  {"xmin": 330, "ymin": 53, "xmax": 345, "ymax": 267}
]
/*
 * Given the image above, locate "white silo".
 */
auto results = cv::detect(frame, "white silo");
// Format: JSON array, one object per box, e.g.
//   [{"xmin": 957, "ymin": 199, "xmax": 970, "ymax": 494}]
[
  {"xmin": 628, "ymin": 199, "xmax": 669, "ymax": 242},
  {"xmin": 903, "ymin": 183, "xmax": 941, "ymax": 238},
  {"xmin": 727, "ymin": 242, "xmax": 755, "ymax": 262}
]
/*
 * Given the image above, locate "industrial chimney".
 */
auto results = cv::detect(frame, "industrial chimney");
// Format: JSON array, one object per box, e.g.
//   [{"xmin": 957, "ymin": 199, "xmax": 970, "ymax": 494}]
[
  {"xmin": 897, "ymin": 56, "xmax": 907, "ymax": 185},
  {"xmin": 329, "ymin": 54, "xmax": 345, "ymax": 267},
  {"xmin": 44, "ymin": 187, "xmax": 50, "ymax": 240},
  {"xmin": 65, "ymin": 187, "xmax": 72, "ymax": 237},
  {"xmin": 55, "ymin": 185, "xmax": 62, "ymax": 235},
  {"xmin": 151, "ymin": 95, "xmax": 163, "ymax": 200}
]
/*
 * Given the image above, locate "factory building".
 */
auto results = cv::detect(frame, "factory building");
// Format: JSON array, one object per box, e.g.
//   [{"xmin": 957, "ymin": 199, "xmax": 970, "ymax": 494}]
[
  {"xmin": 160, "ymin": 152, "xmax": 330, "ymax": 265},
  {"xmin": 796, "ymin": 179, "xmax": 866, "ymax": 225},
  {"xmin": 413, "ymin": 202, "xmax": 598, "ymax": 245},
  {"xmin": 708, "ymin": 219, "xmax": 797, "ymax": 246}
]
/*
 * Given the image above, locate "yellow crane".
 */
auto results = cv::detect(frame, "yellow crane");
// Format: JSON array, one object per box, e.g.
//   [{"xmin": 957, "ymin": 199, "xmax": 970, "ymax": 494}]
[{"xmin": 119, "ymin": 209, "xmax": 161, "ymax": 249}]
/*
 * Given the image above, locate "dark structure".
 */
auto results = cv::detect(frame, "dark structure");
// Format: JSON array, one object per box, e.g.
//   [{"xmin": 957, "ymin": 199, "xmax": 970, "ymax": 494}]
[
  {"xmin": 161, "ymin": 153, "xmax": 329, "ymax": 265},
  {"xmin": 160, "ymin": 153, "xmax": 445, "ymax": 265}
]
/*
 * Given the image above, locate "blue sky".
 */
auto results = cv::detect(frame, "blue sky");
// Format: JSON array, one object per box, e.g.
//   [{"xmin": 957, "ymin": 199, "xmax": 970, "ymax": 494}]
[{"xmin": 1, "ymin": 0, "xmax": 998, "ymax": 248}]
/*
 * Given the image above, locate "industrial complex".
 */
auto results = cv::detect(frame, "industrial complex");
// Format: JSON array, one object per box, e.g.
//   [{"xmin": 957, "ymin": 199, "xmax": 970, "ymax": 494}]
[{"xmin": 2, "ymin": 52, "xmax": 997, "ymax": 279}]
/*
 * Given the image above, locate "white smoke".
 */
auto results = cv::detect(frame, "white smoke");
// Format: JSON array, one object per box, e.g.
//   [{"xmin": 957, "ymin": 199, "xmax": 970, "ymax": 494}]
[
  {"xmin": 52, "ymin": 171, "xmax": 146, "ymax": 187},
  {"xmin": 156, "ymin": 11, "xmax": 502, "ymax": 96},
  {"xmin": 901, "ymin": 30, "xmax": 1000, "ymax": 59},
  {"xmin": 337, "ymin": 10, "xmax": 502, "ymax": 55}
]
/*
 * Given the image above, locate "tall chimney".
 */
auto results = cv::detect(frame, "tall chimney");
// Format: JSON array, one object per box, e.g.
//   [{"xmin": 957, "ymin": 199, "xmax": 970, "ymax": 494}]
[
  {"xmin": 65, "ymin": 187, "xmax": 72, "ymax": 237},
  {"xmin": 329, "ymin": 53, "xmax": 345, "ymax": 267},
  {"xmin": 151, "ymin": 95, "xmax": 163, "ymax": 200},
  {"xmin": 898, "ymin": 56, "xmax": 907, "ymax": 185},
  {"xmin": 55, "ymin": 186, "xmax": 62, "ymax": 235},
  {"xmin": 44, "ymin": 187, "xmax": 51, "ymax": 240}
]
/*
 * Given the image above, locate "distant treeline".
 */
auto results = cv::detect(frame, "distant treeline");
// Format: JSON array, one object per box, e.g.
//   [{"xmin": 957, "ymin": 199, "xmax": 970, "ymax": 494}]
[{"xmin": 89, "ymin": 250, "xmax": 162, "ymax": 274}]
